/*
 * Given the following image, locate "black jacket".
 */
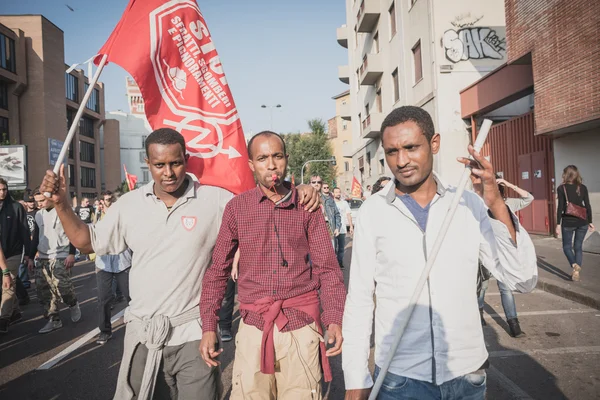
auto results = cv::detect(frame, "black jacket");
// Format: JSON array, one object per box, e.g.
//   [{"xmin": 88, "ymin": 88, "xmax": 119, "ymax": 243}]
[
  {"xmin": 557, "ymin": 183, "xmax": 593, "ymax": 227},
  {"xmin": 0, "ymin": 194, "xmax": 32, "ymax": 259}
]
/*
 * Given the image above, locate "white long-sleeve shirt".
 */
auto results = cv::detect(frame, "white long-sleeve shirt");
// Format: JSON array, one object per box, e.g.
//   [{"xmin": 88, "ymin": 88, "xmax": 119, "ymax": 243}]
[{"xmin": 342, "ymin": 176, "xmax": 538, "ymax": 389}]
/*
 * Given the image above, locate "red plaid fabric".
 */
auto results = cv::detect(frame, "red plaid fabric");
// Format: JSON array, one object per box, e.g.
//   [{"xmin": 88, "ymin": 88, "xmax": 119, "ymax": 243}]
[{"xmin": 200, "ymin": 185, "xmax": 346, "ymax": 333}]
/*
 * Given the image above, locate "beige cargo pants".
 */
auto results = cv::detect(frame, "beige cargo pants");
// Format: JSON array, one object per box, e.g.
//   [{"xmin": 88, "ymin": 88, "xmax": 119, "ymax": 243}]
[{"xmin": 230, "ymin": 320, "xmax": 323, "ymax": 400}]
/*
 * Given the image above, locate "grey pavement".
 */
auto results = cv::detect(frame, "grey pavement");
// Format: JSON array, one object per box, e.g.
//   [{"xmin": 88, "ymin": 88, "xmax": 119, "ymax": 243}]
[
  {"xmin": 1, "ymin": 239, "xmax": 599, "ymax": 399},
  {"xmin": 533, "ymin": 235, "xmax": 600, "ymax": 310}
]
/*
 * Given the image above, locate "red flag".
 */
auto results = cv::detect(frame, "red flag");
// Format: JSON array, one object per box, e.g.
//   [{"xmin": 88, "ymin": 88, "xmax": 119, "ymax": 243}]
[
  {"xmin": 97, "ymin": 0, "xmax": 254, "ymax": 194},
  {"xmin": 351, "ymin": 177, "xmax": 362, "ymax": 199},
  {"xmin": 123, "ymin": 164, "xmax": 138, "ymax": 191}
]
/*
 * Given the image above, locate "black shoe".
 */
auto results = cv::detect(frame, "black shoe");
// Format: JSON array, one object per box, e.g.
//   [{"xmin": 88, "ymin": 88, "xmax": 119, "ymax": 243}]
[
  {"xmin": 507, "ymin": 318, "xmax": 525, "ymax": 338},
  {"xmin": 96, "ymin": 332, "xmax": 112, "ymax": 345},
  {"xmin": 220, "ymin": 329, "xmax": 233, "ymax": 342},
  {"xmin": 115, "ymin": 295, "xmax": 125, "ymax": 303},
  {"xmin": 479, "ymin": 309, "xmax": 486, "ymax": 326},
  {"xmin": 0, "ymin": 318, "xmax": 9, "ymax": 334},
  {"xmin": 9, "ymin": 312, "xmax": 23, "ymax": 325}
]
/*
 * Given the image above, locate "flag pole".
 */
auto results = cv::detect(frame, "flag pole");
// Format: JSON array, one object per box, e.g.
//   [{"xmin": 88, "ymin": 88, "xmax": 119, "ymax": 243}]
[
  {"xmin": 44, "ymin": 54, "xmax": 109, "ymax": 197},
  {"xmin": 368, "ymin": 119, "xmax": 493, "ymax": 400}
]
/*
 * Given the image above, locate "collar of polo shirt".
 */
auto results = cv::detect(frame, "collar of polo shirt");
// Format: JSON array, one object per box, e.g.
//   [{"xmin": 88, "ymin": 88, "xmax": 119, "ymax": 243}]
[{"xmin": 142, "ymin": 173, "xmax": 197, "ymax": 200}]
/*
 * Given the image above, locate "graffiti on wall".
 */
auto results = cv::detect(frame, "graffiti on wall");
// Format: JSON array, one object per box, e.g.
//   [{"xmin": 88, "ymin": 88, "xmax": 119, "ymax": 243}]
[{"xmin": 443, "ymin": 27, "xmax": 505, "ymax": 63}]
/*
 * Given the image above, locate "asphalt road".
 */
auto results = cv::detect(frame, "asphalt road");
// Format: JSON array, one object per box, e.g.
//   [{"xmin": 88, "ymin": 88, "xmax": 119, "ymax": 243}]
[{"xmin": 1, "ymin": 241, "xmax": 599, "ymax": 399}]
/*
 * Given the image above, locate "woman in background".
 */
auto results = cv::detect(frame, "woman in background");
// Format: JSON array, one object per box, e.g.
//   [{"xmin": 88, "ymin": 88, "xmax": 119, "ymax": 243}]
[{"xmin": 556, "ymin": 165, "xmax": 594, "ymax": 282}]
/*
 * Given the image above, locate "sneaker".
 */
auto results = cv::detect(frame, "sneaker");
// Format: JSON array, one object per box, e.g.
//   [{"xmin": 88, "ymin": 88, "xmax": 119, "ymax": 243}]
[
  {"xmin": 9, "ymin": 312, "xmax": 23, "ymax": 325},
  {"xmin": 507, "ymin": 318, "xmax": 525, "ymax": 338},
  {"xmin": 571, "ymin": 263, "xmax": 581, "ymax": 282},
  {"xmin": 220, "ymin": 329, "xmax": 233, "ymax": 342},
  {"xmin": 0, "ymin": 319, "xmax": 8, "ymax": 334},
  {"xmin": 96, "ymin": 332, "xmax": 112, "ymax": 345},
  {"xmin": 70, "ymin": 303, "xmax": 82, "ymax": 323},
  {"xmin": 39, "ymin": 319, "xmax": 63, "ymax": 334}
]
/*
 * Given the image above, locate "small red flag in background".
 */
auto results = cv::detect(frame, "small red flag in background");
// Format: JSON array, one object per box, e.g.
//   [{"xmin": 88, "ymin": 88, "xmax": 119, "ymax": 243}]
[
  {"xmin": 123, "ymin": 164, "xmax": 138, "ymax": 191},
  {"xmin": 351, "ymin": 177, "xmax": 362, "ymax": 199},
  {"xmin": 97, "ymin": 0, "xmax": 255, "ymax": 195}
]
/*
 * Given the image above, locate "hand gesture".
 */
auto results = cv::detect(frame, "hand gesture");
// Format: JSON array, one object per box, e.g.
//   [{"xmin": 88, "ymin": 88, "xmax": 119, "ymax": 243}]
[
  {"xmin": 199, "ymin": 331, "xmax": 223, "ymax": 368},
  {"xmin": 2, "ymin": 274, "xmax": 11, "ymax": 290},
  {"xmin": 458, "ymin": 145, "xmax": 503, "ymax": 209},
  {"xmin": 40, "ymin": 164, "xmax": 69, "ymax": 206},
  {"xmin": 65, "ymin": 254, "xmax": 75, "ymax": 269},
  {"xmin": 296, "ymin": 184, "xmax": 320, "ymax": 212},
  {"xmin": 325, "ymin": 323, "xmax": 343, "ymax": 357}
]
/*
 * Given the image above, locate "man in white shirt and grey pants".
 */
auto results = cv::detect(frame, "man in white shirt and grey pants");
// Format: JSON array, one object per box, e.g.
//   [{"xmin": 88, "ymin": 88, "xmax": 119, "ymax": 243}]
[{"xmin": 342, "ymin": 106, "xmax": 538, "ymax": 400}]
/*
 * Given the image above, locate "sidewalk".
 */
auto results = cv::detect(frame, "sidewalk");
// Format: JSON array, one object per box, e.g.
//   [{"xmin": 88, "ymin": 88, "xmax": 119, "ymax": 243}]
[{"xmin": 533, "ymin": 235, "xmax": 600, "ymax": 310}]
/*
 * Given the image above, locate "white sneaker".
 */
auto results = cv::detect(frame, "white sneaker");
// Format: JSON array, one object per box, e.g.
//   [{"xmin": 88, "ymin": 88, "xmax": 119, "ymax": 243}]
[
  {"xmin": 70, "ymin": 303, "xmax": 82, "ymax": 323},
  {"xmin": 39, "ymin": 319, "xmax": 63, "ymax": 334}
]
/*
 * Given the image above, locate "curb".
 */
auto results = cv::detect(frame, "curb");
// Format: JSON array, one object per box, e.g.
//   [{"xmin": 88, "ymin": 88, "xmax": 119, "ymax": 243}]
[{"xmin": 536, "ymin": 278, "xmax": 600, "ymax": 311}]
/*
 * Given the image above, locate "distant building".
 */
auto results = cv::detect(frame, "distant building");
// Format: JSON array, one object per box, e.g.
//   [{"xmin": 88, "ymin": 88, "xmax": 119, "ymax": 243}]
[
  {"xmin": 328, "ymin": 90, "xmax": 354, "ymax": 196},
  {"xmin": 107, "ymin": 77, "xmax": 153, "ymax": 186},
  {"xmin": 337, "ymin": 0, "xmax": 507, "ymax": 187},
  {"xmin": 0, "ymin": 15, "xmax": 120, "ymax": 199}
]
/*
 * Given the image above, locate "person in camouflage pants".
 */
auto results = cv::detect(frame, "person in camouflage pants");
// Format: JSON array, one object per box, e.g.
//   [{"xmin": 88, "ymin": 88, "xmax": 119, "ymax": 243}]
[
  {"xmin": 30, "ymin": 191, "xmax": 81, "ymax": 333},
  {"xmin": 35, "ymin": 259, "xmax": 78, "ymax": 320}
]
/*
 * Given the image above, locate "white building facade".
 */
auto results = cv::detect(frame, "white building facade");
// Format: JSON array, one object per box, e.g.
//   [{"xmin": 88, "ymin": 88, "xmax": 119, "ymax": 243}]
[
  {"xmin": 107, "ymin": 77, "xmax": 152, "ymax": 186},
  {"xmin": 338, "ymin": 0, "xmax": 508, "ymax": 187}
]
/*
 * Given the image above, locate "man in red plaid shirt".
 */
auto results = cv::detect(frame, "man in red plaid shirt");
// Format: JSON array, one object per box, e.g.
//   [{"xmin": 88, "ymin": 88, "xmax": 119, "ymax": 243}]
[{"xmin": 200, "ymin": 131, "xmax": 346, "ymax": 399}]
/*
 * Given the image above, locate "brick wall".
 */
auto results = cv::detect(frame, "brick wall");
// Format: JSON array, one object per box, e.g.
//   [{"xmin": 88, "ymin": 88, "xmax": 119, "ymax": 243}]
[
  {"xmin": 328, "ymin": 117, "xmax": 338, "ymax": 139},
  {"xmin": 505, "ymin": 0, "xmax": 600, "ymax": 135}
]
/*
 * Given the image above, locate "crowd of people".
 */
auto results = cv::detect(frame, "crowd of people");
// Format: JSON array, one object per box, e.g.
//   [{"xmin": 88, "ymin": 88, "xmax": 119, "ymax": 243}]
[{"xmin": 0, "ymin": 105, "xmax": 594, "ymax": 400}]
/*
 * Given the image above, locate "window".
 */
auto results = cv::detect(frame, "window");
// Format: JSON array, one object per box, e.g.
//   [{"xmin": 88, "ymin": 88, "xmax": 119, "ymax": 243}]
[
  {"xmin": 142, "ymin": 169, "xmax": 150, "ymax": 183},
  {"xmin": 358, "ymin": 113, "xmax": 362, "ymax": 134},
  {"xmin": 392, "ymin": 68, "xmax": 400, "ymax": 103},
  {"xmin": 373, "ymin": 32, "xmax": 379, "ymax": 54},
  {"xmin": 68, "ymin": 164, "xmax": 75, "ymax": 187},
  {"xmin": 410, "ymin": 0, "xmax": 418, "ymax": 6},
  {"xmin": 85, "ymin": 83, "xmax": 100, "ymax": 113},
  {"xmin": 0, "ymin": 34, "xmax": 16, "ymax": 73},
  {"xmin": 389, "ymin": 2, "xmax": 397, "ymax": 38},
  {"xmin": 366, "ymin": 152, "xmax": 372, "ymax": 177},
  {"xmin": 80, "ymin": 116, "xmax": 94, "ymax": 138},
  {"xmin": 345, "ymin": 161, "xmax": 350, "ymax": 172},
  {"xmin": 358, "ymin": 156, "xmax": 365, "ymax": 180},
  {"xmin": 379, "ymin": 159, "xmax": 385, "ymax": 174},
  {"xmin": 80, "ymin": 141, "xmax": 95, "ymax": 163},
  {"xmin": 139, "ymin": 151, "xmax": 146, "ymax": 163},
  {"xmin": 0, "ymin": 81, "xmax": 8, "ymax": 110},
  {"xmin": 82, "ymin": 192, "xmax": 96, "ymax": 199},
  {"xmin": 65, "ymin": 73, "xmax": 79, "ymax": 102},
  {"xmin": 413, "ymin": 40, "xmax": 423, "ymax": 83},
  {"xmin": 68, "ymin": 141, "xmax": 74, "ymax": 159},
  {"xmin": 142, "ymin": 135, "xmax": 148, "ymax": 148},
  {"xmin": 81, "ymin": 166, "xmax": 96, "ymax": 188},
  {"xmin": 376, "ymin": 89, "xmax": 382, "ymax": 113},
  {"xmin": 365, "ymin": 103, "xmax": 369, "ymax": 117},
  {"xmin": 0, "ymin": 116, "xmax": 8, "ymax": 143},
  {"xmin": 354, "ymin": 27, "xmax": 358, "ymax": 49},
  {"xmin": 342, "ymin": 121, "xmax": 348, "ymax": 130}
]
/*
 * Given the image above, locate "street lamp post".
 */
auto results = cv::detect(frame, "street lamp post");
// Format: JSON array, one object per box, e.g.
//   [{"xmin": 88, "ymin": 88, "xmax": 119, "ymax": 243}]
[
  {"xmin": 261, "ymin": 104, "xmax": 282, "ymax": 130},
  {"xmin": 301, "ymin": 157, "xmax": 337, "ymax": 184}
]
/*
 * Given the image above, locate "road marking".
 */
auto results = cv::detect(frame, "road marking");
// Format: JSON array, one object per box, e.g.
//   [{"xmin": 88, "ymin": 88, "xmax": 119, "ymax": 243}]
[
  {"xmin": 488, "ymin": 365, "xmax": 534, "ymax": 400},
  {"xmin": 36, "ymin": 309, "xmax": 126, "ymax": 371},
  {"xmin": 489, "ymin": 346, "xmax": 600, "ymax": 358},
  {"xmin": 485, "ymin": 309, "xmax": 594, "ymax": 318}
]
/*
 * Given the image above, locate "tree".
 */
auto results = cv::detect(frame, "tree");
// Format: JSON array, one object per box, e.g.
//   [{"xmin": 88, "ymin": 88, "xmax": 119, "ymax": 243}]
[
  {"xmin": 284, "ymin": 119, "xmax": 336, "ymax": 185},
  {"xmin": 114, "ymin": 180, "xmax": 130, "ymax": 197}
]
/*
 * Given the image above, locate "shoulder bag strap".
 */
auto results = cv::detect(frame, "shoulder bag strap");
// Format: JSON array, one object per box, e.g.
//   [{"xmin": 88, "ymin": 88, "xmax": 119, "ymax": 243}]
[{"xmin": 563, "ymin": 185, "xmax": 570, "ymax": 205}]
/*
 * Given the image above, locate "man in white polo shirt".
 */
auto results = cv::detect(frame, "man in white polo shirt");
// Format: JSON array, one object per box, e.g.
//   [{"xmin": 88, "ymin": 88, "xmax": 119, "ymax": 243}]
[{"xmin": 40, "ymin": 128, "xmax": 320, "ymax": 400}]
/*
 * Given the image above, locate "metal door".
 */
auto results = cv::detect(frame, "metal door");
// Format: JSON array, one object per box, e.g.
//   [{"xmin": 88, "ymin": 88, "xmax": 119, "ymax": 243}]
[{"xmin": 518, "ymin": 154, "xmax": 533, "ymax": 232}]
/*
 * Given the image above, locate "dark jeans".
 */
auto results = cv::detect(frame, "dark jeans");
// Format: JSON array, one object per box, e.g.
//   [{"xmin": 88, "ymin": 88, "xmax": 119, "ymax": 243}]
[
  {"xmin": 335, "ymin": 233, "xmax": 346, "ymax": 267},
  {"xmin": 15, "ymin": 276, "xmax": 30, "ymax": 302},
  {"xmin": 562, "ymin": 225, "xmax": 588, "ymax": 267},
  {"xmin": 373, "ymin": 366, "xmax": 486, "ymax": 400},
  {"xmin": 96, "ymin": 268, "xmax": 130, "ymax": 334},
  {"xmin": 218, "ymin": 278, "xmax": 236, "ymax": 331}
]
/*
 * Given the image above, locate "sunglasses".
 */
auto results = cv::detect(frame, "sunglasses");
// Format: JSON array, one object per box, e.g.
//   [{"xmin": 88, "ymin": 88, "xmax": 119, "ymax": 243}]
[{"xmin": 311, "ymin": 181, "xmax": 322, "ymax": 184}]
